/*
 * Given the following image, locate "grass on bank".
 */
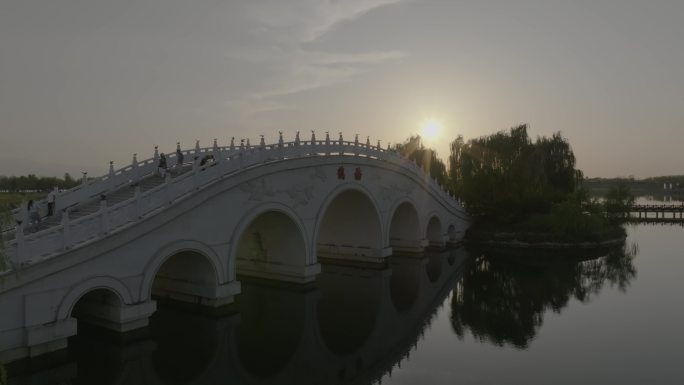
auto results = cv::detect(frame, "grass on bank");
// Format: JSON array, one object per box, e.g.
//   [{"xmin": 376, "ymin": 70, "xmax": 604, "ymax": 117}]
[{"xmin": 466, "ymin": 200, "xmax": 626, "ymax": 244}]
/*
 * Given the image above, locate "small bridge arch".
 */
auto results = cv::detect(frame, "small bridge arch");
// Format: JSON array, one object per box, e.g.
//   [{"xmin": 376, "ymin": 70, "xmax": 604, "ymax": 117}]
[
  {"xmin": 425, "ymin": 213, "xmax": 446, "ymax": 249},
  {"xmin": 141, "ymin": 240, "xmax": 229, "ymax": 307},
  {"xmin": 230, "ymin": 202, "xmax": 313, "ymax": 283},
  {"xmin": 387, "ymin": 198, "xmax": 424, "ymax": 254},
  {"xmin": 57, "ymin": 275, "xmax": 133, "ymax": 322},
  {"xmin": 314, "ymin": 183, "xmax": 389, "ymax": 263}
]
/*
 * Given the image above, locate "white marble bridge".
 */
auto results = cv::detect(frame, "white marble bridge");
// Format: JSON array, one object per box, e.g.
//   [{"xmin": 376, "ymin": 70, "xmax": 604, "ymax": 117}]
[{"xmin": 0, "ymin": 132, "xmax": 469, "ymax": 364}]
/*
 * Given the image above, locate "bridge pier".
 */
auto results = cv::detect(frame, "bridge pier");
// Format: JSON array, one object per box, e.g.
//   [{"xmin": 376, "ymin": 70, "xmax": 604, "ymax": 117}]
[
  {"xmin": 237, "ymin": 260, "xmax": 321, "ymax": 284},
  {"xmin": 428, "ymin": 236, "xmax": 448, "ymax": 250},
  {"xmin": 152, "ymin": 279, "xmax": 241, "ymax": 308},
  {"xmin": 390, "ymin": 239, "xmax": 428, "ymax": 255},
  {"xmin": 72, "ymin": 297, "xmax": 157, "ymax": 333},
  {"xmin": 317, "ymin": 245, "xmax": 393, "ymax": 264}
]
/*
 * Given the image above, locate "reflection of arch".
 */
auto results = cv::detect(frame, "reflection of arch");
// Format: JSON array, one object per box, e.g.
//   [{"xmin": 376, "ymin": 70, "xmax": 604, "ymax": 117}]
[
  {"xmin": 387, "ymin": 199, "xmax": 422, "ymax": 252},
  {"xmin": 230, "ymin": 203, "xmax": 310, "ymax": 272},
  {"xmin": 150, "ymin": 307, "xmax": 221, "ymax": 385},
  {"xmin": 315, "ymin": 184, "xmax": 385, "ymax": 260},
  {"xmin": 425, "ymin": 214, "xmax": 444, "ymax": 247},
  {"xmin": 447, "ymin": 224, "xmax": 457, "ymax": 242},
  {"xmin": 425, "ymin": 252, "xmax": 443, "ymax": 283},
  {"xmin": 234, "ymin": 283, "xmax": 306, "ymax": 379},
  {"xmin": 57, "ymin": 276, "xmax": 133, "ymax": 321},
  {"xmin": 389, "ymin": 258, "xmax": 422, "ymax": 313},
  {"xmin": 317, "ymin": 266, "xmax": 382, "ymax": 356},
  {"xmin": 140, "ymin": 240, "xmax": 223, "ymax": 304}
]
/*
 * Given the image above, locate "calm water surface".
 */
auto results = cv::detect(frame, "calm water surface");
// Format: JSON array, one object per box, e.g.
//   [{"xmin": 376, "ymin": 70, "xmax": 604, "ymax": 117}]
[{"xmin": 9, "ymin": 224, "xmax": 684, "ymax": 384}]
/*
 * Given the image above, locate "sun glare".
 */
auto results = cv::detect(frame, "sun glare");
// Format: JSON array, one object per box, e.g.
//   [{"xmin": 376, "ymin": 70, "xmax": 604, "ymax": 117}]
[{"xmin": 421, "ymin": 119, "xmax": 442, "ymax": 140}]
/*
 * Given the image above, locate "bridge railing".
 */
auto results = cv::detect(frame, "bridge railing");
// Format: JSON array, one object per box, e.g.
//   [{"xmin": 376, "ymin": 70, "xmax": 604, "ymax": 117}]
[{"xmin": 2, "ymin": 138, "xmax": 464, "ymax": 271}]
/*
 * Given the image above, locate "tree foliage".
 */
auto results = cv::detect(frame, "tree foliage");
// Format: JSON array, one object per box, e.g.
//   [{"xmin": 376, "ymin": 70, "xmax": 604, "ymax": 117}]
[
  {"xmin": 395, "ymin": 135, "xmax": 448, "ymax": 187},
  {"xmin": 0, "ymin": 173, "xmax": 78, "ymax": 192},
  {"xmin": 603, "ymin": 181, "xmax": 635, "ymax": 225},
  {"xmin": 449, "ymin": 124, "xmax": 581, "ymax": 220}
]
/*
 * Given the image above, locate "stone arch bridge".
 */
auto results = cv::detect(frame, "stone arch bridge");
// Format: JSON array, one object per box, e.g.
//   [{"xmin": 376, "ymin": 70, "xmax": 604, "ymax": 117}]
[{"xmin": 0, "ymin": 133, "xmax": 469, "ymax": 363}]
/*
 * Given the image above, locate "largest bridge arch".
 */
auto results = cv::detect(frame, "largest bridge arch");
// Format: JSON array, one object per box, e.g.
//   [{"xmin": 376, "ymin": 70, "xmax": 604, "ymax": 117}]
[{"xmin": 0, "ymin": 138, "xmax": 468, "ymax": 364}]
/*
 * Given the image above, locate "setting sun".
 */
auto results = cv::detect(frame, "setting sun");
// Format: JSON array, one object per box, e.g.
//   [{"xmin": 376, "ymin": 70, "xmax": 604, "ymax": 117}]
[{"xmin": 420, "ymin": 119, "xmax": 443, "ymax": 140}]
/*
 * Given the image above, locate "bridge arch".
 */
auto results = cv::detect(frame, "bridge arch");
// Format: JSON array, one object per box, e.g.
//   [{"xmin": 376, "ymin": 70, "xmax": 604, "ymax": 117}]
[
  {"xmin": 387, "ymin": 198, "xmax": 423, "ymax": 254},
  {"xmin": 140, "ymin": 240, "xmax": 224, "ymax": 304},
  {"xmin": 425, "ymin": 213, "xmax": 444, "ymax": 248},
  {"xmin": 57, "ymin": 276, "xmax": 133, "ymax": 321},
  {"xmin": 314, "ymin": 183, "xmax": 386, "ymax": 261},
  {"xmin": 447, "ymin": 223, "xmax": 457, "ymax": 242},
  {"xmin": 230, "ymin": 203, "xmax": 311, "ymax": 282}
]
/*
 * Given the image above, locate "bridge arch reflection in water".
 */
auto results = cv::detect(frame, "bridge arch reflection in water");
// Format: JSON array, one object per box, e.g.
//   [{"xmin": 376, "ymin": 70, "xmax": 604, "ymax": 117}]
[{"xmin": 9, "ymin": 249, "xmax": 468, "ymax": 384}]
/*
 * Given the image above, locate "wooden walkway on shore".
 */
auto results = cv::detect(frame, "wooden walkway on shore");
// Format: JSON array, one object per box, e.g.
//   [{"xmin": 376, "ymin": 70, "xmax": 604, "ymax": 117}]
[{"xmin": 629, "ymin": 204, "xmax": 684, "ymax": 221}]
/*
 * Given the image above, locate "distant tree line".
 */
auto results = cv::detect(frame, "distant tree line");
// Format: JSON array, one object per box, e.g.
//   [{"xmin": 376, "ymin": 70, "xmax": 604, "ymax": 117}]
[{"xmin": 0, "ymin": 173, "xmax": 79, "ymax": 192}]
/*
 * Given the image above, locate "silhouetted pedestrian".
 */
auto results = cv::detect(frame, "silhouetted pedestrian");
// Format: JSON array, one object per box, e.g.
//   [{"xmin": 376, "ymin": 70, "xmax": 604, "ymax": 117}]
[
  {"xmin": 27, "ymin": 200, "xmax": 40, "ymax": 229},
  {"xmin": 158, "ymin": 153, "xmax": 167, "ymax": 178},
  {"xmin": 176, "ymin": 148, "xmax": 184, "ymax": 168},
  {"xmin": 47, "ymin": 187, "xmax": 57, "ymax": 216}
]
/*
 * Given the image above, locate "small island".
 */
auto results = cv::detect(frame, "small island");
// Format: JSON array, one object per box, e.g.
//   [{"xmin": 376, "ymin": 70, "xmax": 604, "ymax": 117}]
[{"xmin": 446, "ymin": 124, "xmax": 633, "ymax": 249}]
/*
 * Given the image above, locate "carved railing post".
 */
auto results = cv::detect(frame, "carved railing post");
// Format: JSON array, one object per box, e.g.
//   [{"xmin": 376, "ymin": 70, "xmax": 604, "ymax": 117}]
[
  {"xmin": 365, "ymin": 136, "xmax": 371, "ymax": 157},
  {"xmin": 294, "ymin": 131, "xmax": 301, "ymax": 157},
  {"xmin": 61, "ymin": 210, "xmax": 71, "ymax": 250},
  {"xmin": 278, "ymin": 131, "xmax": 284, "ymax": 160},
  {"xmin": 81, "ymin": 172, "xmax": 88, "ymax": 197},
  {"xmin": 108, "ymin": 161, "xmax": 115, "ymax": 178},
  {"xmin": 165, "ymin": 171, "xmax": 173, "ymax": 203},
  {"xmin": 100, "ymin": 197, "xmax": 109, "ymax": 236},
  {"xmin": 131, "ymin": 153, "xmax": 139, "ymax": 183},
  {"xmin": 229, "ymin": 137, "xmax": 235, "ymax": 153},
  {"xmin": 354, "ymin": 134, "xmax": 360, "ymax": 156},
  {"xmin": 192, "ymin": 154, "xmax": 200, "ymax": 189},
  {"xmin": 14, "ymin": 222, "xmax": 24, "ymax": 266},
  {"xmin": 20, "ymin": 202, "xmax": 29, "ymax": 232},
  {"xmin": 213, "ymin": 138, "xmax": 222, "ymax": 164},
  {"xmin": 259, "ymin": 135, "xmax": 266, "ymax": 162},
  {"xmin": 195, "ymin": 140, "xmax": 201, "ymax": 156},
  {"xmin": 310, "ymin": 131, "xmax": 317, "ymax": 156},
  {"xmin": 239, "ymin": 139, "xmax": 246, "ymax": 167},
  {"xmin": 134, "ymin": 185, "xmax": 142, "ymax": 219},
  {"xmin": 325, "ymin": 131, "xmax": 330, "ymax": 155},
  {"xmin": 338, "ymin": 132, "xmax": 344, "ymax": 156},
  {"xmin": 153, "ymin": 145, "xmax": 159, "ymax": 164}
]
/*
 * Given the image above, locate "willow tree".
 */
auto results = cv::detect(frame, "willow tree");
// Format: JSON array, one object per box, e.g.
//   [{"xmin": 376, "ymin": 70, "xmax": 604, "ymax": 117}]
[
  {"xmin": 395, "ymin": 135, "xmax": 448, "ymax": 187},
  {"xmin": 448, "ymin": 124, "xmax": 580, "ymax": 220}
]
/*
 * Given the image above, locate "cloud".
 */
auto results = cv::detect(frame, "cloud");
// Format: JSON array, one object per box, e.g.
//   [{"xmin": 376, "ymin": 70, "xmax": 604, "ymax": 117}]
[
  {"xmin": 224, "ymin": 0, "xmax": 407, "ymax": 116},
  {"xmin": 246, "ymin": 0, "xmax": 403, "ymax": 42}
]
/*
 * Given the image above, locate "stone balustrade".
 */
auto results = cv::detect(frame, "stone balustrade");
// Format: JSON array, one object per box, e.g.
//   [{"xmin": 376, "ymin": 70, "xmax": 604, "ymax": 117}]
[{"xmin": 1, "ymin": 136, "xmax": 463, "ymax": 272}]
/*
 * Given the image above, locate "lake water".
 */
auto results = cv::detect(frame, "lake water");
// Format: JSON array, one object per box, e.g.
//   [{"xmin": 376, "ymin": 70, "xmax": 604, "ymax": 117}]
[{"xmin": 7, "ymin": 223, "xmax": 684, "ymax": 384}]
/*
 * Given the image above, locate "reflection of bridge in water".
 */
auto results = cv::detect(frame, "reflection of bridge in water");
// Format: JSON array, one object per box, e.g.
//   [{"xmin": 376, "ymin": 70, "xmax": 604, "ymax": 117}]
[
  {"xmin": 0, "ymin": 133, "xmax": 469, "ymax": 364},
  {"xmin": 8, "ymin": 249, "xmax": 468, "ymax": 384}
]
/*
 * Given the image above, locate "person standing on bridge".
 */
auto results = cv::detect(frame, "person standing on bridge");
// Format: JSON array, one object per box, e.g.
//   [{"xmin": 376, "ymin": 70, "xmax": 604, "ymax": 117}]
[
  {"xmin": 27, "ymin": 200, "xmax": 40, "ymax": 230},
  {"xmin": 158, "ymin": 153, "xmax": 167, "ymax": 178},
  {"xmin": 176, "ymin": 147, "xmax": 184, "ymax": 171},
  {"xmin": 47, "ymin": 187, "xmax": 57, "ymax": 216}
]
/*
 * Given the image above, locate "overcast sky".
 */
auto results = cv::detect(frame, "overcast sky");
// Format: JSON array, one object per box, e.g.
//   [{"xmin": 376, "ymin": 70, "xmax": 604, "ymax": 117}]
[{"xmin": 1, "ymin": 0, "xmax": 683, "ymax": 178}]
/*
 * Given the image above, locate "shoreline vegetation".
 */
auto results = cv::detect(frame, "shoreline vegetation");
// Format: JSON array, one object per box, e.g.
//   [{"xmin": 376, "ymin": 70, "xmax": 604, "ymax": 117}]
[{"xmin": 444, "ymin": 124, "xmax": 633, "ymax": 249}]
